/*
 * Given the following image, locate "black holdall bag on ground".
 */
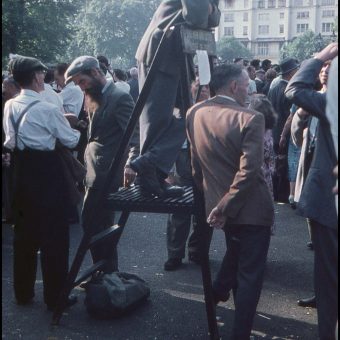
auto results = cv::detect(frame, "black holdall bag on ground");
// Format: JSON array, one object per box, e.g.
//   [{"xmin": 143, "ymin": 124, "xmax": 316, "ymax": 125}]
[{"xmin": 84, "ymin": 272, "xmax": 150, "ymax": 319}]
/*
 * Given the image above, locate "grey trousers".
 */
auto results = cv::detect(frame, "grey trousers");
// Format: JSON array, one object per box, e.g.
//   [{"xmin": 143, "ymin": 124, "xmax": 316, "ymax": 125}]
[
  {"xmin": 311, "ymin": 220, "xmax": 338, "ymax": 340},
  {"xmin": 166, "ymin": 149, "xmax": 200, "ymax": 259},
  {"xmin": 82, "ymin": 187, "xmax": 118, "ymax": 272},
  {"xmin": 213, "ymin": 224, "xmax": 271, "ymax": 340},
  {"xmin": 138, "ymin": 63, "xmax": 187, "ymax": 175}
]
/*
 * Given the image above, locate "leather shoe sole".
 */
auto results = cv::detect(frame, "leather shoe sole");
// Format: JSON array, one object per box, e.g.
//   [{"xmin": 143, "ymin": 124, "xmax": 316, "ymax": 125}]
[{"xmin": 297, "ymin": 296, "xmax": 316, "ymax": 308}]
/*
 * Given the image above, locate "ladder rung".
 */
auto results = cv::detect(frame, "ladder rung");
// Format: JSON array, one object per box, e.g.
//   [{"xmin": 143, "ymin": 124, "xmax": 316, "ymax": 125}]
[
  {"xmin": 73, "ymin": 260, "xmax": 107, "ymax": 287},
  {"xmin": 89, "ymin": 225, "xmax": 121, "ymax": 248}
]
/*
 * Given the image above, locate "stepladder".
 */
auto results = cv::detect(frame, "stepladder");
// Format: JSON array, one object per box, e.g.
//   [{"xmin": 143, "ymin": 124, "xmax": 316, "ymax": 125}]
[{"xmin": 52, "ymin": 18, "xmax": 221, "ymax": 340}]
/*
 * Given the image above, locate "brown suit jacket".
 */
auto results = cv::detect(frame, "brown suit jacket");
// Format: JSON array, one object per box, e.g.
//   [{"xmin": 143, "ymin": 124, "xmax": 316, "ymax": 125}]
[{"xmin": 186, "ymin": 96, "xmax": 274, "ymax": 226}]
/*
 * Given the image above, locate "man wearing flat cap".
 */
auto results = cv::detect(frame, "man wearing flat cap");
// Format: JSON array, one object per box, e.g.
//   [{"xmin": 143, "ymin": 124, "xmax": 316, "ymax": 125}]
[
  {"xmin": 3, "ymin": 56, "xmax": 80, "ymax": 310},
  {"xmin": 65, "ymin": 56, "xmax": 137, "ymax": 272},
  {"xmin": 130, "ymin": 0, "xmax": 221, "ymax": 197},
  {"xmin": 267, "ymin": 57, "xmax": 299, "ymax": 201}
]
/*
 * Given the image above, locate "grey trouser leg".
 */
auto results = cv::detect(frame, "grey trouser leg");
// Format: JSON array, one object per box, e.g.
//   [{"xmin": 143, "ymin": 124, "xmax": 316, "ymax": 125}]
[
  {"xmin": 213, "ymin": 224, "xmax": 271, "ymax": 340},
  {"xmin": 166, "ymin": 149, "xmax": 199, "ymax": 259},
  {"xmin": 138, "ymin": 63, "xmax": 186, "ymax": 175},
  {"xmin": 82, "ymin": 187, "xmax": 117, "ymax": 272},
  {"xmin": 311, "ymin": 220, "xmax": 338, "ymax": 340}
]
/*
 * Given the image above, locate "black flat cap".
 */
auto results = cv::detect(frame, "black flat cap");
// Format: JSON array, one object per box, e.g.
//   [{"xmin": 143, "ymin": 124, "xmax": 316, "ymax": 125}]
[
  {"xmin": 9, "ymin": 56, "xmax": 47, "ymax": 76},
  {"xmin": 65, "ymin": 56, "xmax": 99, "ymax": 82}
]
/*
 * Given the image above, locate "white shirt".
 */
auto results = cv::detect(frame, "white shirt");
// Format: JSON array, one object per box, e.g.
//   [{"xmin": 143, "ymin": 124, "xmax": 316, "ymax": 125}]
[
  {"xmin": 114, "ymin": 81, "xmax": 130, "ymax": 93},
  {"xmin": 40, "ymin": 83, "xmax": 64, "ymax": 112},
  {"xmin": 3, "ymin": 90, "xmax": 80, "ymax": 151},
  {"xmin": 59, "ymin": 81, "xmax": 84, "ymax": 117}
]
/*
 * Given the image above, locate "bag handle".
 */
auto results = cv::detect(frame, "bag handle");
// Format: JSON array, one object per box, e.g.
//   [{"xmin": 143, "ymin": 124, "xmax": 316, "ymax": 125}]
[{"xmin": 9, "ymin": 100, "xmax": 40, "ymax": 148}]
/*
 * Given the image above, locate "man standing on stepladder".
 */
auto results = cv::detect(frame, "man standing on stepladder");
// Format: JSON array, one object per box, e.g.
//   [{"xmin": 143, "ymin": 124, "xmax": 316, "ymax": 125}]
[{"xmin": 130, "ymin": 0, "xmax": 221, "ymax": 198}]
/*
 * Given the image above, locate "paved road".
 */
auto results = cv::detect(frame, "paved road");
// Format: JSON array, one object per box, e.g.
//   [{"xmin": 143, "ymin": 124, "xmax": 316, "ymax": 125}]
[{"xmin": 2, "ymin": 202, "xmax": 317, "ymax": 339}]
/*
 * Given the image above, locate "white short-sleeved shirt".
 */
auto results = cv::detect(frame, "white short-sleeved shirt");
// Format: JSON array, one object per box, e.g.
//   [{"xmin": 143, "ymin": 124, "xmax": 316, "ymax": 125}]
[
  {"xmin": 59, "ymin": 81, "xmax": 84, "ymax": 117},
  {"xmin": 3, "ymin": 89, "xmax": 80, "ymax": 151}
]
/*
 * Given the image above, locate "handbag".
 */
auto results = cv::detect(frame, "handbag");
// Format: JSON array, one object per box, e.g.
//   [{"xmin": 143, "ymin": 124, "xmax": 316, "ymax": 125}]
[{"xmin": 84, "ymin": 272, "xmax": 150, "ymax": 319}]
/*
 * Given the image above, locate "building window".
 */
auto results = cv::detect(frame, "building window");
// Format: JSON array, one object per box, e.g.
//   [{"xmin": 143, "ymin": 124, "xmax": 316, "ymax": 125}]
[
  {"xmin": 243, "ymin": 12, "xmax": 248, "ymax": 21},
  {"xmin": 258, "ymin": 25, "xmax": 270, "ymax": 34},
  {"xmin": 294, "ymin": 0, "xmax": 303, "ymax": 5},
  {"xmin": 321, "ymin": 0, "xmax": 335, "ymax": 4},
  {"xmin": 258, "ymin": 13, "xmax": 270, "ymax": 21},
  {"xmin": 322, "ymin": 22, "xmax": 333, "ymax": 33},
  {"xmin": 224, "ymin": 27, "xmax": 234, "ymax": 36},
  {"xmin": 268, "ymin": 0, "xmax": 276, "ymax": 8},
  {"xmin": 224, "ymin": 13, "xmax": 234, "ymax": 22},
  {"xmin": 243, "ymin": 26, "xmax": 248, "ymax": 35},
  {"xmin": 297, "ymin": 11, "xmax": 309, "ymax": 19},
  {"xmin": 297, "ymin": 23, "xmax": 309, "ymax": 33},
  {"xmin": 244, "ymin": 0, "xmax": 249, "ymax": 8},
  {"xmin": 258, "ymin": 42, "xmax": 269, "ymax": 56},
  {"xmin": 278, "ymin": 0, "xmax": 286, "ymax": 7},
  {"xmin": 280, "ymin": 12, "xmax": 285, "ymax": 19},
  {"xmin": 322, "ymin": 10, "xmax": 335, "ymax": 18},
  {"xmin": 280, "ymin": 24, "xmax": 284, "ymax": 33},
  {"xmin": 224, "ymin": 0, "xmax": 234, "ymax": 8},
  {"xmin": 258, "ymin": 0, "xmax": 265, "ymax": 8}
]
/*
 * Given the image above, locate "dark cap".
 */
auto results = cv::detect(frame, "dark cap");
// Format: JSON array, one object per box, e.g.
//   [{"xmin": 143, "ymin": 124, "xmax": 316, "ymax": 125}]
[
  {"xmin": 279, "ymin": 58, "xmax": 300, "ymax": 75},
  {"xmin": 65, "ymin": 56, "xmax": 99, "ymax": 83},
  {"xmin": 9, "ymin": 56, "xmax": 48, "ymax": 76}
]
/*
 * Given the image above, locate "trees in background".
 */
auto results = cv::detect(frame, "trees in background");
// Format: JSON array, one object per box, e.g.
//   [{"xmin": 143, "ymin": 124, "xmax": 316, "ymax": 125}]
[
  {"xmin": 2, "ymin": 0, "xmax": 80, "ymax": 68},
  {"xmin": 216, "ymin": 37, "xmax": 253, "ymax": 63},
  {"xmin": 280, "ymin": 30, "xmax": 331, "ymax": 62}
]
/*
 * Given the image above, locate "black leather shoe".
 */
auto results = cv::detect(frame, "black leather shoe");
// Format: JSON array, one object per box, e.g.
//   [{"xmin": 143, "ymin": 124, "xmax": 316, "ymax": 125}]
[
  {"xmin": 130, "ymin": 157, "xmax": 163, "ymax": 197},
  {"xmin": 297, "ymin": 296, "xmax": 316, "ymax": 308},
  {"xmin": 160, "ymin": 180, "xmax": 185, "ymax": 198},
  {"xmin": 188, "ymin": 253, "xmax": 201, "ymax": 265},
  {"xmin": 47, "ymin": 294, "xmax": 78, "ymax": 311},
  {"xmin": 164, "ymin": 258, "xmax": 182, "ymax": 271},
  {"xmin": 212, "ymin": 289, "xmax": 230, "ymax": 305}
]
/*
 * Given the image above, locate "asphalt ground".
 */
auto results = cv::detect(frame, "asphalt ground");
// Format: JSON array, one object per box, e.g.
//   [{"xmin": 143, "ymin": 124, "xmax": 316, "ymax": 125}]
[{"xmin": 2, "ymin": 202, "xmax": 317, "ymax": 339}]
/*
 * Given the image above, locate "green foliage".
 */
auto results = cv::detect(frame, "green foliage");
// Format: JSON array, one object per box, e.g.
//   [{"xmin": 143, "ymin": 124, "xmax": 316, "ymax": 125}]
[
  {"xmin": 2, "ymin": 0, "xmax": 81, "ymax": 68},
  {"xmin": 280, "ymin": 30, "xmax": 330, "ymax": 62},
  {"xmin": 216, "ymin": 37, "xmax": 252, "ymax": 63},
  {"xmin": 66, "ymin": 0, "xmax": 162, "ymax": 69}
]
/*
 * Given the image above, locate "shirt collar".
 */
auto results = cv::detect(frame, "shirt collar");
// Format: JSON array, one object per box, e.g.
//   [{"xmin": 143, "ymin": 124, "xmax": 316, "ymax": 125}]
[
  {"xmin": 101, "ymin": 79, "xmax": 112, "ymax": 94},
  {"xmin": 20, "ymin": 89, "xmax": 42, "ymax": 98},
  {"xmin": 216, "ymin": 95, "xmax": 237, "ymax": 103}
]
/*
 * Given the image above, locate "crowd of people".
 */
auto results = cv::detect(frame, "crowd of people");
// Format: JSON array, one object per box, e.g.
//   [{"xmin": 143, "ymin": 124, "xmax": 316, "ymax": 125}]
[{"xmin": 2, "ymin": 0, "xmax": 338, "ymax": 339}]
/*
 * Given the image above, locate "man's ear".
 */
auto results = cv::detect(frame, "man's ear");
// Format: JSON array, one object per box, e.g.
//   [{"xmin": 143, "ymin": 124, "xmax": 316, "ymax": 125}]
[
  {"xmin": 230, "ymin": 80, "xmax": 237, "ymax": 94},
  {"xmin": 90, "ymin": 68, "xmax": 99, "ymax": 78}
]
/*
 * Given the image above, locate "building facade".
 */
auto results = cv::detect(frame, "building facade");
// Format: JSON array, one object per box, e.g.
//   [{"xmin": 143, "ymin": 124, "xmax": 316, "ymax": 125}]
[{"xmin": 215, "ymin": 0, "xmax": 338, "ymax": 62}]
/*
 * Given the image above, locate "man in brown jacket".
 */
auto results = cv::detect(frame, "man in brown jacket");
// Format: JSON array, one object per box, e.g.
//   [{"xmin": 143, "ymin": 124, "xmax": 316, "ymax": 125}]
[{"xmin": 186, "ymin": 64, "xmax": 274, "ymax": 339}]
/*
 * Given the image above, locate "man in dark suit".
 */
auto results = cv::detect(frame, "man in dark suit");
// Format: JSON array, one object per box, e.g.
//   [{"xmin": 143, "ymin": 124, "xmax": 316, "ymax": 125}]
[
  {"xmin": 285, "ymin": 42, "xmax": 338, "ymax": 340},
  {"xmin": 130, "ymin": 0, "xmax": 221, "ymax": 197},
  {"xmin": 65, "ymin": 56, "xmax": 137, "ymax": 272},
  {"xmin": 186, "ymin": 64, "xmax": 274, "ymax": 339}
]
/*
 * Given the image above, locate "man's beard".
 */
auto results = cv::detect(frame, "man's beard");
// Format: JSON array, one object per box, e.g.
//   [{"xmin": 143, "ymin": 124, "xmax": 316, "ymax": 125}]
[{"xmin": 84, "ymin": 78, "xmax": 105, "ymax": 107}]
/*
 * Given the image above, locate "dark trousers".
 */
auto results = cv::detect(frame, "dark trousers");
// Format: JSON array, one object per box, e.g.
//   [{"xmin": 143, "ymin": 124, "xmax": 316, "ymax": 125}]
[
  {"xmin": 13, "ymin": 150, "xmax": 69, "ymax": 307},
  {"xmin": 138, "ymin": 63, "xmax": 187, "ymax": 175},
  {"xmin": 213, "ymin": 224, "xmax": 271, "ymax": 340},
  {"xmin": 167, "ymin": 149, "xmax": 200, "ymax": 259},
  {"xmin": 81, "ymin": 187, "xmax": 117, "ymax": 272},
  {"xmin": 310, "ymin": 220, "xmax": 338, "ymax": 340}
]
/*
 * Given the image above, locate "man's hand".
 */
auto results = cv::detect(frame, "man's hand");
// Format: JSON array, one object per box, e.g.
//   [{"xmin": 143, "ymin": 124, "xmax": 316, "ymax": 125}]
[
  {"xmin": 124, "ymin": 166, "xmax": 137, "ymax": 188},
  {"xmin": 64, "ymin": 113, "xmax": 79, "ymax": 128},
  {"xmin": 296, "ymin": 108, "xmax": 309, "ymax": 119},
  {"xmin": 315, "ymin": 42, "xmax": 338, "ymax": 63},
  {"xmin": 207, "ymin": 207, "xmax": 226, "ymax": 229},
  {"xmin": 279, "ymin": 135, "xmax": 287, "ymax": 151}
]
